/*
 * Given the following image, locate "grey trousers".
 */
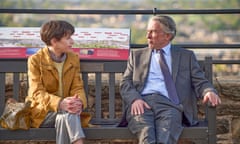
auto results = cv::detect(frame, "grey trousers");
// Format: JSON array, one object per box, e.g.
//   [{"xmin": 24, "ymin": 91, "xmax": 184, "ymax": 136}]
[
  {"xmin": 40, "ymin": 111, "xmax": 85, "ymax": 144},
  {"xmin": 126, "ymin": 94, "xmax": 184, "ymax": 144}
]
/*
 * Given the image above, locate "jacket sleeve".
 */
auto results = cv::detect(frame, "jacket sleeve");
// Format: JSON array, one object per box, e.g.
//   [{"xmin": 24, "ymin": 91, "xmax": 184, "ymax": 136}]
[
  {"xmin": 68, "ymin": 55, "xmax": 87, "ymax": 109},
  {"xmin": 189, "ymin": 51, "xmax": 217, "ymax": 98},
  {"xmin": 120, "ymin": 50, "xmax": 142, "ymax": 106}
]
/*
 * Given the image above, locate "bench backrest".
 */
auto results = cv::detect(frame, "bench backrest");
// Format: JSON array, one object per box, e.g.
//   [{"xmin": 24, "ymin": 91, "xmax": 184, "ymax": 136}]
[{"xmin": 0, "ymin": 57, "xmax": 213, "ymax": 124}]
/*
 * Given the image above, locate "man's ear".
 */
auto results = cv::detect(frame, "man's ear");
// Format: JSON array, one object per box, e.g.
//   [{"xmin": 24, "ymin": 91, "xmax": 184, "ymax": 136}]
[{"xmin": 165, "ymin": 33, "xmax": 172, "ymax": 41}]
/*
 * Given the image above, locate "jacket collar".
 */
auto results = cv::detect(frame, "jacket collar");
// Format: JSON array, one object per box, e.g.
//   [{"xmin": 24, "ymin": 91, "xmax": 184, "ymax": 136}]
[
  {"xmin": 39, "ymin": 47, "xmax": 78, "ymax": 72},
  {"xmin": 48, "ymin": 48, "xmax": 66, "ymax": 63}
]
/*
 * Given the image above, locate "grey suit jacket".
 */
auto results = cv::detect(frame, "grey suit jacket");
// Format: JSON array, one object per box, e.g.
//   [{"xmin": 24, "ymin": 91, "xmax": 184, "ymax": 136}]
[{"xmin": 120, "ymin": 45, "xmax": 216, "ymax": 126}]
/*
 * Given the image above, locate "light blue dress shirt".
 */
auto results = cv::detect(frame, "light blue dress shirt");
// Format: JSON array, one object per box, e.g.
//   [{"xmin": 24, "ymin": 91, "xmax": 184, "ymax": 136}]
[{"xmin": 141, "ymin": 43, "xmax": 172, "ymax": 99}]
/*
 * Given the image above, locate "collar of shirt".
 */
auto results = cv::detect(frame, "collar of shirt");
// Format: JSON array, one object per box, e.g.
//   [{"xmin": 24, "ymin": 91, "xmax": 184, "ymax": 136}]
[
  {"xmin": 162, "ymin": 43, "xmax": 171, "ymax": 56},
  {"xmin": 153, "ymin": 43, "xmax": 171, "ymax": 55},
  {"xmin": 48, "ymin": 48, "xmax": 66, "ymax": 63}
]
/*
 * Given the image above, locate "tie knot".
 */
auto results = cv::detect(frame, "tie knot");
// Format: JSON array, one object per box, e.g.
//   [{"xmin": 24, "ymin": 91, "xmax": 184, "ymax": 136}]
[
  {"xmin": 156, "ymin": 49, "xmax": 164, "ymax": 54},
  {"xmin": 157, "ymin": 49, "xmax": 165, "ymax": 58}
]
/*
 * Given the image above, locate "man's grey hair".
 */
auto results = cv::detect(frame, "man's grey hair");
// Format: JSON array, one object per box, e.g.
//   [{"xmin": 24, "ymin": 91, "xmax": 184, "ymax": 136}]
[{"xmin": 150, "ymin": 15, "xmax": 177, "ymax": 41}]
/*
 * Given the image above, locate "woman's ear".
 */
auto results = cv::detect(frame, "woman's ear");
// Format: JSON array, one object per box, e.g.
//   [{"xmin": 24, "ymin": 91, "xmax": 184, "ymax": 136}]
[{"xmin": 50, "ymin": 38, "xmax": 58, "ymax": 46}]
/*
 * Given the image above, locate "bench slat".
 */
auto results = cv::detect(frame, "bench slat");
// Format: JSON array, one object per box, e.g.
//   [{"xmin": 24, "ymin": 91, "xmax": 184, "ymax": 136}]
[
  {"xmin": 13, "ymin": 73, "xmax": 20, "ymax": 100},
  {"xmin": 0, "ymin": 73, "xmax": 6, "ymax": 115},
  {"xmin": 0, "ymin": 125, "xmax": 208, "ymax": 141},
  {"xmin": 109, "ymin": 73, "xmax": 115, "ymax": 119},
  {"xmin": 95, "ymin": 73, "xmax": 102, "ymax": 120}
]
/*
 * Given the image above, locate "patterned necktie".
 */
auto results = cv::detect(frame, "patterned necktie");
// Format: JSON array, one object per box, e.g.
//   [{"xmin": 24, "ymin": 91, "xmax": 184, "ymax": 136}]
[{"xmin": 159, "ymin": 49, "xmax": 179, "ymax": 104}]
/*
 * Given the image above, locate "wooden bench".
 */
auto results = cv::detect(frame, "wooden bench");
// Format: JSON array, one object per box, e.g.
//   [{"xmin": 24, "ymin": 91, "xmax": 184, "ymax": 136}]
[{"xmin": 0, "ymin": 56, "xmax": 216, "ymax": 143}]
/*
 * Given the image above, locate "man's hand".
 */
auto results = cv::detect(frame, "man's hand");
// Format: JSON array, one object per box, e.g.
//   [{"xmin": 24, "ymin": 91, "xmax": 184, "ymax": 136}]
[
  {"xmin": 202, "ymin": 91, "xmax": 221, "ymax": 107},
  {"xmin": 131, "ymin": 99, "xmax": 151, "ymax": 115},
  {"xmin": 59, "ymin": 94, "xmax": 83, "ymax": 114}
]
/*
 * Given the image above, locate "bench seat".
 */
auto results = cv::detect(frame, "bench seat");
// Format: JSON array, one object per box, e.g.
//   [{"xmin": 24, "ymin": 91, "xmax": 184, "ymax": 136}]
[
  {"xmin": 0, "ymin": 57, "xmax": 216, "ymax": 143},
  {"xmin": 0, "ymin": 120, "xmax": 208, "ymax": 140}
]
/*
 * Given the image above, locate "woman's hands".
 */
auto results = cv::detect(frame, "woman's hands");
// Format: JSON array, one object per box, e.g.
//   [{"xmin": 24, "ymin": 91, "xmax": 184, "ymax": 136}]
[{"xmin": 59, "ymin": 94, "xmax": 83, "ymax": 115}]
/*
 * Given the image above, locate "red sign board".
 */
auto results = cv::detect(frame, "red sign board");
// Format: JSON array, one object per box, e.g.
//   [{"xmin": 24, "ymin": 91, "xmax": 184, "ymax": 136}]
[{"xmin": 0, "ymin": 28, "xmax": 130, "ymax": 60}]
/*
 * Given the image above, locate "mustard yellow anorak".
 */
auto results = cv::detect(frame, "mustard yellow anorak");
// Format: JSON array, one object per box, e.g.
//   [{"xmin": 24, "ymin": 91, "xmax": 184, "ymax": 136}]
[{"xmin": 26, "ymin": 47, "xmax": 87, "ymax": 128}]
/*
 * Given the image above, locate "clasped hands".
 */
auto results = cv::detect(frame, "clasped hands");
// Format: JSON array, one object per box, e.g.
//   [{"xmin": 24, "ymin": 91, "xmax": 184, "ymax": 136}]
[{"xmin": 59, "ymin": 94, "xmax": 83, "ymax": 115}]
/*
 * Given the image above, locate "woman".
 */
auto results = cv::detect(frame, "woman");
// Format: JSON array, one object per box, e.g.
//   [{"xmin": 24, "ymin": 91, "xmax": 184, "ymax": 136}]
[{"xmin": 26, "ymin": 20, "xmax": 88, "ymax": 144}]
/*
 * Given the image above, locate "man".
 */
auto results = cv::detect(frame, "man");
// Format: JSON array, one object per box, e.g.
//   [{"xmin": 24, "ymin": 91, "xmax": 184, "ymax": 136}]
[{"xmin": 120, "ymin": 15, "xmax": 221, "ymax": 144}]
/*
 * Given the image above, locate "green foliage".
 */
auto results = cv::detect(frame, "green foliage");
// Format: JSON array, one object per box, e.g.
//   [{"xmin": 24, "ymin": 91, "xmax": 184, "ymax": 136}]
[{"xmin": 130, "ymin": 27, "xmax": 147, "ymax": 44}]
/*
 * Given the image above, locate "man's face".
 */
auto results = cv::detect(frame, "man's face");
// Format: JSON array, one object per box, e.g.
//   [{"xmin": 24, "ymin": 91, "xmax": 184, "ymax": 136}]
[{"xmin": 146, "ymin": 20, "xmax": 171, "ymax": 49}]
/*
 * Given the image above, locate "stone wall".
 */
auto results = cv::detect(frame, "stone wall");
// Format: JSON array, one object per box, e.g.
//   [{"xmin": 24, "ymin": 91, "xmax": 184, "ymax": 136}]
[
  {"xmin": 1, "ymin": 76, "xmax": 240, "ymax": 144},
  {"xmin": 214, "ymin": 77, "xmax": 240, "ymax": 144}
]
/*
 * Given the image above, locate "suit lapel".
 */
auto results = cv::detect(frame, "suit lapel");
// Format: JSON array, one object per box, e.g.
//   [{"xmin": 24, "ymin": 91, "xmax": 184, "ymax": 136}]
[
  {"xmin": 137, "ymin": 48, "xmax": 152, "ymax": 82},
  {"xmin": 171, "ymin": 46, "xmax": 180, "ymax": 82},
  {"xmin": 143, "ymin": 48, "xmax": 152, "ymax": 74}
]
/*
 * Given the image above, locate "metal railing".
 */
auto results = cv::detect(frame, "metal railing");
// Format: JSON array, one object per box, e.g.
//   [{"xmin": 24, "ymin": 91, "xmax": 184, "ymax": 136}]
[{"xmin": 0, "ymin": 8, "xmax": 239, "ymax": 15}]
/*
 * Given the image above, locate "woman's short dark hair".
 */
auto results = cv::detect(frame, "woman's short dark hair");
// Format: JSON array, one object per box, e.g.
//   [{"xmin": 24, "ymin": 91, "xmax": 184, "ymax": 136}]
[{"xmin": 40, "ymin": 20, "xmax": 75, "ymax": 46}]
